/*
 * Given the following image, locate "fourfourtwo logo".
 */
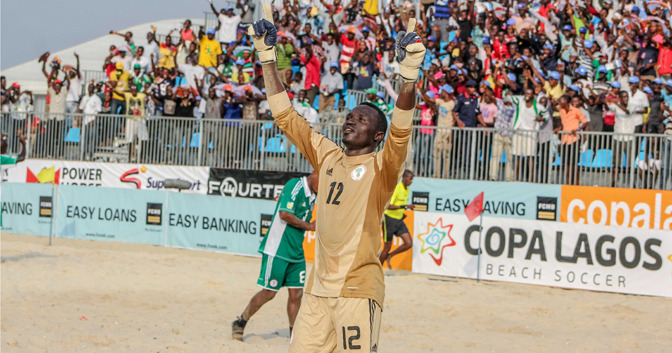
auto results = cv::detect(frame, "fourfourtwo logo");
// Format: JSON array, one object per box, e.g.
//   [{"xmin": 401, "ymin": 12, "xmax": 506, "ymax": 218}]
[
  {"xmin": 120, "ymin": 166, "xmax": 147, "ymax": 189},
  {"xmin": 417, "ymin": 218, "xmax": 455, "ymax": 266}
]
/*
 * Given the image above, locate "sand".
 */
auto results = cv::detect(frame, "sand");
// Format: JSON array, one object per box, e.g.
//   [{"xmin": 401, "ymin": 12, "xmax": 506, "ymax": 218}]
[{"xmin": 1, "ymin": 233, "xmax": 671, "ymax": 353}]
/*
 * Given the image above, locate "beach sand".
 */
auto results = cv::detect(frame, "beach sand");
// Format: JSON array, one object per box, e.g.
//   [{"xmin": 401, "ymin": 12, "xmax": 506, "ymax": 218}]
[{"xmin": 2, "ymin": 233, "xmax": 670, "ymax": 353}]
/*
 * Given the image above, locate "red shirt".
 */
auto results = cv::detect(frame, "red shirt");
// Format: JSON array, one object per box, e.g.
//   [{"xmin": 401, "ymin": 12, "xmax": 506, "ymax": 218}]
[
  {"xmin": 303, "ymin": 54, "xmax": 321, "ymax": 90},
  {"xmin": 493, "ymin": 38, "xmax": 510, "ymax": 60}
]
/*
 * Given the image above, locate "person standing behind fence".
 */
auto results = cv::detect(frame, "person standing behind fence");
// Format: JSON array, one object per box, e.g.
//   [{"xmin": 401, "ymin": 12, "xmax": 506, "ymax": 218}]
[
  {"xmin": 432, "ymin": 85, "xmax": 455, "ymax": 179},
  {"xmin": 557, "ymin": 95, "xmax": 588, "ymax": 186},
  {"xmin": 607, "ymin": 91, "xmax": 637, "ymax": 187},
  {"xmin": 78, "ymin": 83, "xmax": 102, "ymax": 161},
  {"xmin": 490, "ymin": 90, "xmax": 516, "ymax": 181},
  {"xmin": 319, "ymin": 62, "xmax": 343, "ymax": 114},
  {"xmin": 122, "ymin": 85, "xmax": 147, "ymax": 163},
  {"xmin": 202, "ymin": 87, "xmax": 223, "ymax": 165},
  {"xmin": 453, "ymin": 80, "xmax": 486, "ymax": 179},
  {"xmin": 510, "ymin": 88, "xmax": 542, "ymax": 183},
  {"xmin": 46, "ymin": 77, "xmax": 68, "ymax": 158},
  {"xmin": 65, "ymin": 54, "xmax": 82, "ymax": 128},
  {"xmin": 232, "ymin": 172, "xmax": 317, "ymax": 341}
]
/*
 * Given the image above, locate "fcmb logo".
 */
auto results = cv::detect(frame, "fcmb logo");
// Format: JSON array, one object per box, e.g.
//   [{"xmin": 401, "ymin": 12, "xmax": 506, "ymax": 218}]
[{"xmin": 417, "ymin": 218, "xmax": 455, "ymax": 266}]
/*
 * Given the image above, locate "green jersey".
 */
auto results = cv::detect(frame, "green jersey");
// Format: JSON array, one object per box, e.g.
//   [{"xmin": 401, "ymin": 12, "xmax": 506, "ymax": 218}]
[{"xmin": 259, "ymin": 177, "xmax": 315, "ymax": 263}]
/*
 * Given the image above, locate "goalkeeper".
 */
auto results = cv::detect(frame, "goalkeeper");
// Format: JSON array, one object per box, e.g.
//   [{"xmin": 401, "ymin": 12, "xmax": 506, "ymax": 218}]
[{"xmin": 249, "ymin": 7, "xmax": 425, "ymax": 351}]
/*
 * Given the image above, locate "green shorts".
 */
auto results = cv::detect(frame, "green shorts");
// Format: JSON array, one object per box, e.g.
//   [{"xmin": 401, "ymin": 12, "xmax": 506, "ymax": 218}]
[{"xmin": 257, "ymin": 254, "xmax": 306, "ymax": 291}]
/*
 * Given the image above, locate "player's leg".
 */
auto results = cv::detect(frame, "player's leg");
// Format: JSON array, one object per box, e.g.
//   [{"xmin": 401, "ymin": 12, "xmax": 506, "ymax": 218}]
[
  {"xmin": 232, "ymin": 254, "xmax": 286, "ymax": 341},
  {"xmin": 283, "ymin": 261, "xmax": 307, "ymax": 335},
  {"xmin": 384, "ymin": 218, "xmax": 412, "ymax": 262},
  {"xmin": 289, "ymin": 294, "xmax": 337, "ymax": 353},
  {"xmin": 378, "ymin": 215, "xmax": 393, "ymax": 264},
  {"xmin": 334, "ymin": 297, "xmax": 382, "ymax": 353}
]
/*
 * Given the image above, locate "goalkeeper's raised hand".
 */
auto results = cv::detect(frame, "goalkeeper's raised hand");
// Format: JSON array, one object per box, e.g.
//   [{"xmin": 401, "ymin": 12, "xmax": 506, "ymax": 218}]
[
  {"xmin": 396, "ymin": 18, "xmax": 426, "ymax": 82},
  {"xmin": 249, "ymin": 19, "xmax": 278, "ymax": 63}
]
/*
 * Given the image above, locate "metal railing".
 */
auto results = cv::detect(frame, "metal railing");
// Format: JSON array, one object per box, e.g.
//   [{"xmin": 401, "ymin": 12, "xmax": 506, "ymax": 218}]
[{"xmin": 2, "ymin": 111, "xmax": 670, "ymax": 190}]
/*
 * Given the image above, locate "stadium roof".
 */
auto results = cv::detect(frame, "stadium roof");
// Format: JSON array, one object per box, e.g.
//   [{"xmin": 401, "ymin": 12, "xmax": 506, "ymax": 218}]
[{"xmin": 1, "ymin": 18, "xmax": 205, "ymax": 95}]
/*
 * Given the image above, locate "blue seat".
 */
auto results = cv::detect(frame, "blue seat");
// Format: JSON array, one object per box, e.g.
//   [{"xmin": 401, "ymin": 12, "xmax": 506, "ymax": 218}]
[
  {"xmin": 64, "ymin": 128, "xmax": 80, "ymax": 143},
  {"xmin": 190, "ymin": 132, "xmax": 200, "ymax": 148},
  {"xmin": 579, "ymin": 149, "xmax": 594, "ymax": 167},
  {"xmin": 591, "ymin": 149, "xmax": 612, "ymax": 168},
  {"xmin": 264, "ymin": 136, "xmax": 284, "ymax": 153},
  {"xmin": 552, "ymin": 152, "xmax": 562, "ymax": 166}
]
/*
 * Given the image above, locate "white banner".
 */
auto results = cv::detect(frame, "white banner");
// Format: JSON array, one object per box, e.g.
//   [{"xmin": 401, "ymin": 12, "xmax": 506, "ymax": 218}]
[
  {"xmin": 2, "ymin": 159, "xmax": 209, "ymax": 194},
  {"xmin": 413, "ymin": 212, "xmax": 672, "ymax": 297}
]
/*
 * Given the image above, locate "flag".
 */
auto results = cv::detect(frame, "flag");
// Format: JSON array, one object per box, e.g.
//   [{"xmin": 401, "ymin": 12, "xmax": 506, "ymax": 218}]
[
  {"xmin": 465, "ymin": 192, "xmax": 484, "ymax": 222},
  {"xmin": 36, "ymin": 166, "xmax": 56, "ymax": 184}
]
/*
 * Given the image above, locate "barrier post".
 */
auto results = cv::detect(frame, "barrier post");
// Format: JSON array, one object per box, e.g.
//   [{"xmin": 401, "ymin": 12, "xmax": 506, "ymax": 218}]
[
  {"xmin": 476, "ymin": 211, "xmax": 483, "ymax": 283},
  {"xmin": 49, "ymin": 183, "xmax": 60, "ymax": 246}
]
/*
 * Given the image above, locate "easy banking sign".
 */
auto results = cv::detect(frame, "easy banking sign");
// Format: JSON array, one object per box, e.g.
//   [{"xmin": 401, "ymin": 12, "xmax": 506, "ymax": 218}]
[
  {"xmin": 410, "ymin": 179, "xmax": 561, "ymax": 221},
  {"xmin": 413, "ymin": 212, "xmax": 672, "ymax": 297}
]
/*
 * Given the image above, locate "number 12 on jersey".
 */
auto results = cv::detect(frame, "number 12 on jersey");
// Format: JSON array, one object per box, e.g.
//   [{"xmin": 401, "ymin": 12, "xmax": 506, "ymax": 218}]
[{"xmin": 326, "ymin": 182, "xmax": 344, "ymax": 205}]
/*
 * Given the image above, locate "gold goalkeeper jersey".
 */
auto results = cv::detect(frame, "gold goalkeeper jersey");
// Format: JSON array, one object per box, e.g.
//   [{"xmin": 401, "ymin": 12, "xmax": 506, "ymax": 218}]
[{"xmin": 270, "ymin": 93, "xmax": 412, "ymax": 307}]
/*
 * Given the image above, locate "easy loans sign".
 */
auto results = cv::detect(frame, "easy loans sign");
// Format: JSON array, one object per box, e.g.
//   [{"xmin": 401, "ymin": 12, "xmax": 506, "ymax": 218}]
[{"xmin": 413, "ymin": 212, "xmax": 672, "ymax": 297}]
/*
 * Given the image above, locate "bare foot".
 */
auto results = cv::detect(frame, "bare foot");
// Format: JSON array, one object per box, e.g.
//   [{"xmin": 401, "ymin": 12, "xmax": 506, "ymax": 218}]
[{"xmin": 385, "ymin": 258, "xmax": 392, "ymax": 270}]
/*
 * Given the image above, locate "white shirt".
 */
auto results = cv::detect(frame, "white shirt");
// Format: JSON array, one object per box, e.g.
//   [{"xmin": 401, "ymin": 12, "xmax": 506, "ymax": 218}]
[
  {"xmin": 66, "ymin": 76, "xmax": 82, "ymax": 103},
  {"xmin": 131, "ymin": 56, "xmax": 150, "ymax": 73},
  {"xmin": 608, "ymin": 101, "xmax": 637, "ymax": 141},
  {"xmin": 218, "ymin": 14, "xmax": 241, "ymax": 44},
  {"xmin": 630, "ymin": 89, "xmax": 649, "ymax": 126},
  {"xmin": 143, "ymin": 42, "xmax": 159, "ymax": 65},
  {"xmin": 78, "ymin": 94, "xmax": 103, "ymax": 125},
  {"xmin": 178, "ymin": 64, "xmax": 205, "ymax": 90}
]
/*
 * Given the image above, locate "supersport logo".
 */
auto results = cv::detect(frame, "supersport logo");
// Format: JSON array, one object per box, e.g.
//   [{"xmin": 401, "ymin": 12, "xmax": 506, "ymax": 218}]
[
  {"xmin": 417, "ymin": 218, "xmax": 456, "ymax": 266},
  {"xmin": 120, "ymin": 166, "xmax": 147, "ymax": 189}
]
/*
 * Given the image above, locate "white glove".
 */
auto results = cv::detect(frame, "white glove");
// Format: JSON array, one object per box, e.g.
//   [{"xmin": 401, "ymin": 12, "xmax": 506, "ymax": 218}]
[
  {"xmin": 396, "ymin": 18, "xmax": 426, "ymax": 81},
  {"xmin": 248, "ymin": 4, "xmax": 277, "ymax": 63}
]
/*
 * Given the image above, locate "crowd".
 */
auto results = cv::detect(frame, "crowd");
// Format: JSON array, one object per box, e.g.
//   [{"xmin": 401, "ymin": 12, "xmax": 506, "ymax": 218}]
[{"xmin": 2, "ymin": 0, "xmax": 672, "ymax": 187}]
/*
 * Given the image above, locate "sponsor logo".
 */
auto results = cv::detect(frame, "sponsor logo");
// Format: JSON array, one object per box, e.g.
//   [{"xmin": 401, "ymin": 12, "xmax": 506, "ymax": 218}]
[
  {"xmin": 260, "ymin": 214, "xmax": 273, "ymax": 237},
  {"xmin": 536, "ymin": 197, "xmax": 557, "ymax": 221},
  {"xmin": 417, "ymin": 218, "xmax": 455, "ymax": 265},
  {"xmin": 412, "ymin": 191, "xmax": 429, "ymax": 212},
  {"xmin": 120, "ymin": 166, "xmax": 147, "ymax": 189},
  {"xmin": 209, "ymin": 177, "xmax": 283, "ymax": 199},
  {"xmin": 560, "ymin": 186, "xmax": 672, "ymax": 230},
  {"xmin": 26, "ymin": 166, "xmax": 60, "ymax": 184},
  {"xmin": 350, "ymin": 165, "xmax": 367, "ymax": 181},
  {"xmin": 270, "ymin": 279, "xmax": 278, "ymax": 288},
  {"xmin": 146, "ymin": 203, "xmax": 163, "ymax": 226},
  {"xmin": 326, "ymin": 168, "xmax": 333, "ymax": 176},
  {"xmin": 39, "ymin": 196, "xmax": 52, "ymax": 218}
]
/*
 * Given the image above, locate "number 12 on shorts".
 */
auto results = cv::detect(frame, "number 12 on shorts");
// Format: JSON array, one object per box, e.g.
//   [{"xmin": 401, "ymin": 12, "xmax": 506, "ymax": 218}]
[{"xmin": 342, "ymin": 326, "xmax": 361, "ymax": 350}]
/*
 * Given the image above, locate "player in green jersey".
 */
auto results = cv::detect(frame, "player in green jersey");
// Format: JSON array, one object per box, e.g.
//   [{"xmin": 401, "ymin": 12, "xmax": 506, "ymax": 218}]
[{"xmin": 232, "ymin": 172, "xmax": 318, "ymax": 341}]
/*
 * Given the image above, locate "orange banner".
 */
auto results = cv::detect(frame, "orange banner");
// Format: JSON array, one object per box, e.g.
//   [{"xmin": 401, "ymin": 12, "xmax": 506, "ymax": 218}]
[
  {"xmin": 560, "ymin": 185, "xmax": 672, "ymax": 230},
  {"xmin": 303, "ymin": 209, "xmax": 413, "ymax": 271}
]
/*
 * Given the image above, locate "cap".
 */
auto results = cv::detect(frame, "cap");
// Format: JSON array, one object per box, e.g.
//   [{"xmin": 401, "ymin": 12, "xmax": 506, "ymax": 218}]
[
  {"xmin": 426, "ymin": 91, "xmax": 436, "ymax": 99},
  {"xmin": 517, "ymin": 3, "xmax": 526, "ymax": 10},
  {"xmin": 666, "ymin": 79, "xmax": 672, "ymax": 87},
  {"xmin": 465, "ymin": 80, "xmax": 477, "ymax": 87},
  {"xmin": 583, "ymin": 39, "xmax": 594, "ymax": 49},
  {"xmin": 480, "ymin": 80, "xmax": 491, "ymax": 88},
  {"xmin": 610, "ymin": 81, "xmax": 621, "ymax": 88},
  {"xmin": 597, "ymin": 65, "xmax": 607, "ymax": 73},
  {"xmin": 575, "ymin": 66, "xmax": 588, "ymax": 76},
  {"xmin": 549, "ymin": 71, "xmax": 561, "ymax": 80},
  {"xmin": 361, "ymin": 26, "xmax": 370, "ymax": 32},
  {"xmin": 563, "ymin": 24, "xmax": 572, "ymax": 31},
  {"xmin": 632, "ymin": 6, "xmax": 640, "ymax": 12},
  {"xmin": 428, "ymin": 35, "xmax": 437, "ymax": 41},
  {"xmin": 507, "ymin": 73, "xmax": 516, "ymax": 81},
  {"xmin": 506, "ymin": 18, "xmax": 516, "ymax": 26},
  {"xmin": 133, "ymin": 63, "xmax": 141, "ymax": 69},
  {"xmin": 235, "ymin": 59, "xmax": 245, "ymax": 66},
  {"xmin": 12, "ymin": 82, "xmax": 20, "ymax": 89},
  {"xmin": 377, "ymin": 91, "xmax": 385, "ymax": 99},
  {"xmin": 544, "ymin": 43, "xmax": 554, "ymax": 50},
  {"xmin": 53, "ymin": 79, "xmax": 63, "ymax": 85},
  {"xmin": 118, "ymin": 46, "xmax": 128, "ymax": 52},
  {"xmin": 115, "ymin": 62, "xmax": 124, "ymax": 70},
  {"xmin": 207, "ymin": 28, "xmax": 216, "ymax": 35},
  {"xmin": 431, "ymin": 58, "xmax": 441, "ymax": 66},
  {"xmin": 225, "ymin": 6, "xmax": 234, "ymax": 11},
  {"xmin": 449, "ymin": 64, "xmax": 459, "ymax": 71},
  {"xmin": 261, "ymin": 88, "xmax": 267, "ymax": 94},
  {"xmin": 569, "ymin": 84, "xmax": 581, "ymax": 92},
  {"xmin": 440, "ymin": 84, "xmax": 454, "ymax": 94},
  {"xmin": 643, "ymin": 86, "xmax": 653, "ymax": 94},
  {"xmin": 330, "ymin": 61, "xmax": 339, "ymax": 69},
  {"xmin": 579, "ymin": 26, "xmax": 588, "ymax": 33},
  {"xmin": 521, "ymin": 55, "xmax": 529, "ymax": 61},
  {"xmin": 628, "ymin": 76, "xmax": 640, "ymax": 84},
  {"xmin": 483, "ymin": 36, "xmax": 491, "ymax": 45},
  {"xmin": 604, "ymin": 0, "xmax": 613, "ymax": 3},
  {"xmin": 365, "ymin": 87, "xmax": 377, "ymax": 94},
  {"xmin": 653, "ymin": 77, "xmax": 664, "ymax": 84}
]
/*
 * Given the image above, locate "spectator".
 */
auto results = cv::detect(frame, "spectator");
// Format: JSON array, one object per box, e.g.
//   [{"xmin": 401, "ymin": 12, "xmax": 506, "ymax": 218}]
[
  {"xmin": 431, "ymin": 85, "xmax": 456, "ymax": 179},
  {"xmin": 319, "ymin": 62, "xmax": 343, "ymax": 113},
  {"xmin": 491, "ymin": 90, "xmax": 516, "ymax": 181},
  {"xmin": 558, "ymin": 95, "xmax": 588, "ymax": 185},
  {"xmin": 131, "ymin": 47, "xmax": 150, "ymax": 73},
  {"xmin": 302, "ymin": 45, "xmax": 322, "ymax": 106},
  {"xmin": 78, "ymin": 83, "xmax": 103, "ymax": 160},
  {"xmin": 453, "ymin": 80, "xmax": 486, "ymax": 177},
  {"xmin": 277, "ymin": 35, "xmax": 295, "ymax": 86},
  {"xmin": 510, "ymin": 88, "xmax": 542, "ymax": 182},
  {"xmin": 199, "ymin": 28, "xmax": 223, "ymax": 67},
  {"xmin": 211, "ymin": 0, "xmax": 247, "ymax": 48}
]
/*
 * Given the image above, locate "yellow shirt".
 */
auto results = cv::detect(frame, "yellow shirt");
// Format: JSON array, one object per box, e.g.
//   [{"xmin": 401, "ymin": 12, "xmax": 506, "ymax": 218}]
[
  {"xmin": 272, "ymin": 94, "xmax": 412, "ymax": 307},
  {"xmin": 110, "ymin": 70, "xmax": 131, "ymax": 101},
  {"xmin": 543, "ymin": 81, "xmax": 565, "ymax": 100},
  {"xmin": 158, "ymin": 44, "xmax": 176, "ymax": 69},
  {"xmin": 199, "ymin": 37, "xmax": 222, "ymax": 67},
  {"xmin": 384, "ymin": 182, "xmax": 409, "ymax": 220},
  {"xmin": 232, "ymin": 72, "xmax": 251, "ymax": 84},
  {"xmin": 124, "ymin": 92, "xmax": 146, "ymax": 116}
]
